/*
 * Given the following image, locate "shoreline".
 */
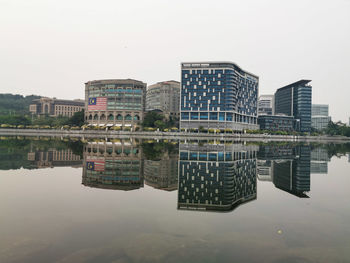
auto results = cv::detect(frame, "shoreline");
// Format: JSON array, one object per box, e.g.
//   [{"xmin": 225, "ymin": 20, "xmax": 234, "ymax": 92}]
[{"xmin": 0, "ymin": 128, "xmax": 349, "ymax": 142}]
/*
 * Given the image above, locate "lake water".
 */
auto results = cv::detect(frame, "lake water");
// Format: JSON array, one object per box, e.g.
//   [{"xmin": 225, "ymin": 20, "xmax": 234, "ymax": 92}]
[{"xmin": 0, "ymin": 137, "xmax": 349, "ymax": 263}]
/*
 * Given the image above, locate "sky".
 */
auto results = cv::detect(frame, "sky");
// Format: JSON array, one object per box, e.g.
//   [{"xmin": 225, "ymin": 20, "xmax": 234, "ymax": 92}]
[{"xmin": 0, "ymin": 0, "xmax": 349, "ymax": 121}]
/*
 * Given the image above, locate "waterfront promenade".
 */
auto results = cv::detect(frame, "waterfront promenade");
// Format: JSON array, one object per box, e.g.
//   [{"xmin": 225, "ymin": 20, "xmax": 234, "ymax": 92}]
[{"xmin": 0, "ymin": 128, "xmax": 349, "ymax": 142}]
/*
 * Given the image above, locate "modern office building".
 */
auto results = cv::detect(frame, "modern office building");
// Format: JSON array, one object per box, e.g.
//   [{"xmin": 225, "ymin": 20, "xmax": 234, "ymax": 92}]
[
  {"xmin": 146, "ymin": 81, "xmax": 180, "ymax": 119},
  {"xmin": 29, "ymin": 97, "xmax": 84, "ymax": 117},
  {"xmin": 274, "ymin": 80, "xmax": 312, "ymax": 132},
  {"xmin": 311, "ymin": 104, "xmax": 331, "ymax": 130},
  {"xmin": 180, "ymin": 62, "xmax": 259, "ymax": 132},
  {"xmin": 257, "ymin": 160, "xmax": 273, "ymax": 181},
  {"xmin": 178, "ymin": 142, "xmax": 258, "ymax": 212},
  {"xmin": 85, "ymin": 79, "xmax": 147, "ymax": 128},
  {"xmin": 258, "ymin": 115, "xmax": 294, "ymax": 132},
  {"xmin": 258, "ymin": 95, "xmax": 274, "ymax": 116},
  {"xmin": 82, "ymin": 140, "xmax": 144, "ymax": 190}
]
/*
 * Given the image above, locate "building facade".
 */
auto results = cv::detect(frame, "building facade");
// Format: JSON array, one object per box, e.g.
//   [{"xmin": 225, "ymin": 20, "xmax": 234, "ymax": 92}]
[
  {"xmin": 146, "ymin": 81, "xmax": 180, "ymax": 119},
  {"xmin": 29, "ymin": 97, "xmax": 84, "ymax": 117},
  {"xmin": 85, "ymin": 79, "xmax": 146, "ymax": 128},
  {"xmin": 180, "ymin": 62, "xmax": 259, "ymax": 131},
  {"xmin": 258, "ymin": 115, "xmax": 294, "ymax": 132},
  {"xmin": 274, "ymin": 80, "xmax": 312, "ymax": 132},
  {"xmin": 311, "ymin": 104, "xmax": 331, "ymax": 130},
  {"xmin": 258, "ymin": 95, "xmax": 274, "ymax": 115}
]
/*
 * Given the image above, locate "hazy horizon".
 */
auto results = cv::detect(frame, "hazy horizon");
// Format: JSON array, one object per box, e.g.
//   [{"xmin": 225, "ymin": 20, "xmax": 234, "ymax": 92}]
[{"xmin": 1, "ymin": 0, "xmax": 349, "ymax": 122}]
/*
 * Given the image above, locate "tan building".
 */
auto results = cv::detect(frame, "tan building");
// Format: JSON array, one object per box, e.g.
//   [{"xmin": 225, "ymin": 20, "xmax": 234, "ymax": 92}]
[
  {"xmin": 27, "ymin": 148, "xmax": 82, "ymax": 168},
  {"xmin": 29, "ymin": 97, "xmax": 84, "ymax": 117},
  {"xmin": 85, "ymin": 79, "xmax": 146, "ymax": 128},
  {"xmin": 146, "ymin": 80, "xmax": 180, "ymax": 119}
]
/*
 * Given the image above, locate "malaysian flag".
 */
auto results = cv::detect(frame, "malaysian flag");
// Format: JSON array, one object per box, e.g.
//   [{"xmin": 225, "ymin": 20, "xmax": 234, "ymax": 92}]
[
  {"xmin": 88, "ymin": 97, "xmax": 107, "ymax": 111},
  {"xmin": 86, "ymin": 158, "xmax": 105, "ymax": 171}
]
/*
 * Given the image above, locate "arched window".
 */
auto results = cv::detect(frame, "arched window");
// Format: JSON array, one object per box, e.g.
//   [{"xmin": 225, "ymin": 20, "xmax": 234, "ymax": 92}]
[
  {"xmin": 125, "ymin": 114, "xmax": 132, "ymax": 121},
  {"xmin": 133, "ymin": 115, "xmax": 140, "ymax": 121},
  {"xmin": 108, "ymin": 114, "xmax": 114, "ymax": 120},
  {"xmin": 100, "ymin": 114, "xmax": 106, "ymax": 120},
  {"xmin": 89, "ymin": 114, "xmax": 92, "ymax": 120},
  {"xmin": 93, "ymin": 114, "xmax": 98, "ymax": 120},
  {"xmin": 44, "ymin": 104, "xmax": 49, "ymax": 114},
  {"xmin": 116, "ymin": 114, "xmax": 123, "ymax": 121}
]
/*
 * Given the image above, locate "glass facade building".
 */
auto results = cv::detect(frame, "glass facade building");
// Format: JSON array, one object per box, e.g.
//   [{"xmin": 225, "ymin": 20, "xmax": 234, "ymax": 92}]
[
  {"xmin": 180, "ymin": 62, "xmax": 259, "ymax": 131},
  {"xmin": 85, "ymin": 79, "xmax": 146, "ymax": 128},
  {"xmin": 311, "ymin": 104, "xmax": 331, "ymax": 130},
  {"xmin": 274, "ymin": 80, "xmax": 312, "ymax": 132},
  {"xmin": 258, "ymin": 115, "xmax": 294, "ymax": 132},
  {"xmin": 258, "ymin": 95, "xmax": 274, "ymax": 116}
]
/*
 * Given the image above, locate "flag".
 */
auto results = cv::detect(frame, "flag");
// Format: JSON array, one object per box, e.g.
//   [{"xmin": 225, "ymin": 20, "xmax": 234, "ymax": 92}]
[
  {"xmin": 86, "ymin": 158, "xmax": 105, "ymax": 171},
  {"xmin": 88, "ymin": 97, "xmax": 107, "ymax": 111}
]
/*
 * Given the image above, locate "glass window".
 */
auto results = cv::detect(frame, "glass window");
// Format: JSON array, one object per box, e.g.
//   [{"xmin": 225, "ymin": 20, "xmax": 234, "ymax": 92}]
[
  {"xmin": 210, "ymin": 112, "xmax": 218, "ymax": 120},
  {"xmin": 219, "ymin": 113, "xmax": 225, "ymax": 121},
  {"xmin": 191, "ymin": 112, "xmax": 198, "ymax": 120}
]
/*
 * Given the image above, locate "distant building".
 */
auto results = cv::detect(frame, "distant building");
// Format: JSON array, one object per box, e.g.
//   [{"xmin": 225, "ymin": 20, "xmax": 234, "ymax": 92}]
[
  {"xmin": 258, "ymin": 115, "xmax": 294, "ymax": 132},
  {"xmin": 85, "ymin": 79, "xmax": 146, "ymax": 128},
  {"xmin": 310, "ymin": 147, "xmax": 330, "ymax": 174},
  {"xmin": 180, "ymin": 62, "xmax": 259, "ymax": 132},
  {"xmin": 311, "ymin": 104, "xmax": 331, "ymax": 130},
  {"xmin": 257, "ymin": 160, "xmax": 273, "ymax": 181},
  {"xmin": 146, "ymin": 81, "xmax": 180, "ymax": 119},
  {"xmin": 29, "ymin": 97, "xmax": 84, "ymax": 117},
  {"xmin": 144, "ymin": 152, "xmax": 178, "ymax": 191},
  {"xmin": 82, "ymin": 140, "xmax": 144, "ymax": 190},
  {"xmin": 274, "ymin": 80, "xmax": 312, "ymax": 132},
  {"xmin": 178, "ymin": 142, "xmax": 258, "ymax": 212},
  {"xmin": 27, "ymin": 148, "xmax": 82, "ymax": 168},
  {"xmin": 258, "ymin": 95, "xmax": 274, "ymax": 116}
]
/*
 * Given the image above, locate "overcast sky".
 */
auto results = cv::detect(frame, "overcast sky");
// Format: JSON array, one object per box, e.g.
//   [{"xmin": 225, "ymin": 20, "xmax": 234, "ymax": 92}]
[{"xmin": 0, "ymin": 0, "xmax": 349, "ymax": 121}]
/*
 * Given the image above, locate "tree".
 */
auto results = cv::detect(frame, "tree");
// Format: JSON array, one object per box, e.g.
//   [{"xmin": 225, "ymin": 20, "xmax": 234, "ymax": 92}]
[
  {"xmin": 68, "ymin": 110, "xmax": 85, "ymax": 126},
  {"xmin": 142, "ymin": 112, "xmax": 163, "ymax": 127}
]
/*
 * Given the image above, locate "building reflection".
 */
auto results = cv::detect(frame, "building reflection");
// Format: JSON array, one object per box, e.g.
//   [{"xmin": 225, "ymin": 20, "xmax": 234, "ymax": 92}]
[
  {"xmin": 310, "ymin": 147, "xmax": 330, "ymax": 174},
  {"xmin": 144, "ymin": 151, "xmax": 178, "ymax": 191},
  {"xmin": 257, "ymin": 144, "xmax": 311, "ymax": 198},
  {"xmin": 82, "ymin": 139, "xmax": 144, "ymax": 191},
  {"xmin": 178, "ymin": 141, "xmax": 258, "ymax": 212},
  {"xmin": 27, "ymin": 148, "xmax": 82, "ymax": 168}
]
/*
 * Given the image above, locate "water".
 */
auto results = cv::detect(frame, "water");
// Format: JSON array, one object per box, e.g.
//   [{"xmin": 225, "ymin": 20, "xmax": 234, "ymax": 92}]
[{"xmin": 0, "ymin": 137, "xmax": 350, "ymax": 263}]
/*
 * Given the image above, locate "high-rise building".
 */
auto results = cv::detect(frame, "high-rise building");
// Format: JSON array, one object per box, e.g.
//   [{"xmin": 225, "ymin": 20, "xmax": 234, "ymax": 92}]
[
  {"xmin": 274, "ymin": 80, "xmax": 312, "ymax": 132},
  {"xmin": 146, "ymin": 81, "xmax": 180, "ymax": 119},
  {"xmin": 180, "ymin": 62, "xmax": 259, "ymax": 131},
  {"xmin": 29, "ymin": 97, "xmax": 84, "ymax": 117},
  {"xmin": 311, "ymin": 104, "xmax": 331, "ymax": 130},
  {"xmin": 258, "ymin": 95, "xmax": 274, "ymax": 115},
  {"xmin": 85, "ymin": 79, "xmax": 146, "ymax": 129}
]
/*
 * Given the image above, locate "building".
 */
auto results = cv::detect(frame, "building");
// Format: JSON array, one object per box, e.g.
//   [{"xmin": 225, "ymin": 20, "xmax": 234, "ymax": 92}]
[
  {"xmin": 144, "ymin": 151, "xmax": 178, "ymax": 191},
  {"xmin": 180, "ymin": 62, "xmax": 259, "ymax": 132},
  {"xmin": 84, "ymin": 79, "xmax": 147, "ymax": 129},
  {"xmin": 146, "ymin": 81, "xmax": 180, "ymax": 119},
  {"xmin": 310, "ymin": 147, "xmax": 330, "ymax": 174},
  {"xmin": 258, "ymin": 95, "xmax": 274, "ymax": 115},
  {"xmin": 178, "ymin": 142, "xmax": 258, "ymax": 212},
  {"xmin": 82, "ymin": 140, "xmax": 144, "ymax": 190},
  {"xmin": 29, "ymin": 97, "xmax": 84, "ymax": 117},
  {"xmin": 258, "ymin": 115, "xmax": 294, "ymax": 132},
  {"xmin": 27, "ymin": 148, "xmax": 82, "ymax": 168},
  {"xmin": 258, "ymin": 144, "xmax": 311, "ymax": 198},
  {"xmin": 257, "ymin": 160, "xmax": 273, "ymax": 181},
  {"xmin": 311, "ymin": 104, "xmax": 331, "ymax": 130},
  {"xmin": 274, "ymin": 80, "xmax": 312, "ymax": 132}
]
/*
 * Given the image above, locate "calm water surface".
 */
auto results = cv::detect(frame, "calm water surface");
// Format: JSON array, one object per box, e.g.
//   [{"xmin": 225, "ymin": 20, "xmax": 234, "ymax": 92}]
[{"xmin": 0, "ymin": 137, "xmax": 349, "ymax": 263}]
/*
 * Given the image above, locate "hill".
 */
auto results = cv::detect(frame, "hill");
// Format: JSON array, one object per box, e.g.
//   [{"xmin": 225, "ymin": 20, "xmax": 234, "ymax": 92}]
[{"xmin": 0, "ymin": 94, "xmax": 41, "ymax": 115}]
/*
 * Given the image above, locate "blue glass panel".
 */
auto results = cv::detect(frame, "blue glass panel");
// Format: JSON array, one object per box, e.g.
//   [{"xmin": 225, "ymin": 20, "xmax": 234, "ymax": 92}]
[
  {"xmin": 219, "ymin": 113, "xmax": 225, "ymax": 121},
  {"xmin": 191, "ymin": 113, "xmax": 199, "ymax": 120},
  {"xmin": 200, "ymin": 112, "xmax": 208, "ymax": 120},
  {"xmin": 181, "ymin": 112, "xmax": 189, "ymax": 120},
  {"xmin": 226, "ymin": 113, "xmax": 233, "ymax": 121},
  {"xmin": 209, "ymin": 112, "xmax": 218, "ymax": 120}
]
